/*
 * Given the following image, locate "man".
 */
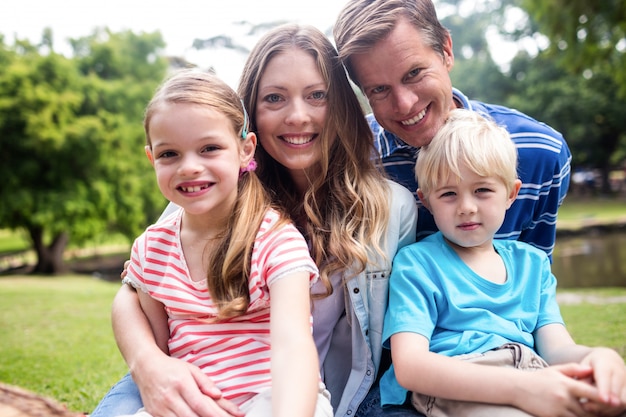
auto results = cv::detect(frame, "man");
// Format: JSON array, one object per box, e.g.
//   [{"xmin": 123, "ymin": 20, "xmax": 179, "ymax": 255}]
[
  {"xmin": 333, "ymin": 1, "xmax": 571, "ymax": 416},
  {"xmin": 334, "ymin": 0, "xmax": 571, "ymax": 258}
]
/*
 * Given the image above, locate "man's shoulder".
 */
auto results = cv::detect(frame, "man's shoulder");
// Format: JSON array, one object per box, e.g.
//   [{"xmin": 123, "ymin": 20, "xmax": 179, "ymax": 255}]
[
  {"xmin": 470, "ymin": 100, "xmax": 563, "ymax": 140},
  {"xmin": 453, "ymin": 88, "xmax": 564, "ymax": 140}
]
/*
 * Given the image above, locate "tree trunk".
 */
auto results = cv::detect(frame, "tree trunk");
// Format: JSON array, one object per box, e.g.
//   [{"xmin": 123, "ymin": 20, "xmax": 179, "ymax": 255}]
[{"xmin": 29, "ymin": 227, "xmax": 69, "ymax": 274}]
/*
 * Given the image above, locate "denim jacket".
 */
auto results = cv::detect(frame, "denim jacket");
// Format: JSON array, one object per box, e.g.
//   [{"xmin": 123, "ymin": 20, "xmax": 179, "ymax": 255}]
[{"xmin": 331, "ymin": 180, "xmax": 417, "ymax": 417}]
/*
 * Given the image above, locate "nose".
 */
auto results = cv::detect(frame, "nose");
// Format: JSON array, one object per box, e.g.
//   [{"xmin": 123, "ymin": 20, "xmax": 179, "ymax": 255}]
[
  {"xmin": 457, "ymin": 194, "xmax": 477, "ymax": 216},
  {"xmin": 391, "ymin": 85, "xmax": 418, "ymax": 115},
  {"xmin": 284, "ymin": 98, "xmax": 311, "ymax": 125},
  {"xmin": 178, "ymin": 154, "xmax": 203, "ymax": 176}
]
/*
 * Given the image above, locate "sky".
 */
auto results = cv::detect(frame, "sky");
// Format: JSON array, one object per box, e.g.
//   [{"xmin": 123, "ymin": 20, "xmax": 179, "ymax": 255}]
[
  {"xmin": 0, "ymin": 0, "xmax": 522, "ymax": 87},
  {"xmin": 0, "ymin": 0, "xmax": 349, "ymax": 87}
]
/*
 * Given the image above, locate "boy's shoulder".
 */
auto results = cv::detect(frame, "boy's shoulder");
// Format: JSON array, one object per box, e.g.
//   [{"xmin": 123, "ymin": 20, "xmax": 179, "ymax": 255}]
[
  {"xmin": 493, "ymin": 238, "xmax": 548, "ymax": 261},
  {"xmin": 399, "ymin": 232, "xmax": 445, "ymax": 255}
]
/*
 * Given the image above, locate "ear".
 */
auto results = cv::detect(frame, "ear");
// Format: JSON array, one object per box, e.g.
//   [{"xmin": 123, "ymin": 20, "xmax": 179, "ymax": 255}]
[
  {"xmin": 145, "ymin": 146, "xmax": 155, "ymax": 166},
  {"xmin": 443, "ymin": 34, "xmax": 454, "ymax": 71},
  {"xmin": 240, "ymin": 132, "xmax": 257, "ymax": 167},
  {"xmin": 506, "ymin": 179, "xmax": 522, "ymax": 209},
  {"xmin": 417, "ymin": 189, "xmax": 432, "ymax": 213}
]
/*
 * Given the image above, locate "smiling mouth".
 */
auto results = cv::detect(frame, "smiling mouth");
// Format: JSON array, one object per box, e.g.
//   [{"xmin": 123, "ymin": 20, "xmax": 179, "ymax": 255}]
[
  {"xmin": 179, "ymin": 184, "xmax": 211, "ymax": 193},
  {"xmin": 400, "ymin": 107, "xmax": 427, "ymax": 126},
  {"xmin": 280, "ymin": 135, "xmax": 316, "ymax": 145}
]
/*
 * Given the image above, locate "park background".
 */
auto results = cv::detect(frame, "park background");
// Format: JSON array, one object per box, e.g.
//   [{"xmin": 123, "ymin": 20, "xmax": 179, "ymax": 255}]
[{"xmin": 1, "ymin": 0, "xmax": 625, "ymax": 413}]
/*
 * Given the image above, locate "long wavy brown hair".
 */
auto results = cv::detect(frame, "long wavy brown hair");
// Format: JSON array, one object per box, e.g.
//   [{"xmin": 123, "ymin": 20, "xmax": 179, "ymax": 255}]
[{"xmin": 238, "ymin": 24, "xmax": 390, "ymax": 297}]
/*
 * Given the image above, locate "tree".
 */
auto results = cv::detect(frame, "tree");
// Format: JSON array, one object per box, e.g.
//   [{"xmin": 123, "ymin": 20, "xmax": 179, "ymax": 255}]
[
  {"xmin": 436, "ymin": 0, "xmax": 521, "ymax": 103},
  {"xmin": 436, "ymin": 0, "xmax": 626, "ymax": 192},
  {"xmin": 0, "ymin": 29, "xmax": 168, "ymax": 274},
  {"xmin": 505, "ymin": 52, "xmax": 626, "ymax": 194},
  {"xmin": 520, "ymin": 0, "xmax": 626, "ymax": 99}
]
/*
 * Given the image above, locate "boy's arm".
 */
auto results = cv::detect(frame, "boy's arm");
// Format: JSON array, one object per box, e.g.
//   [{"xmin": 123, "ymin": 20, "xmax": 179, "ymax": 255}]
[
  {"xmin": 391, "ymin": 332, "xmax": 600, "ymax": 417},
  {"xmin": 270, "ymin": 271, "xmax": 320, "ymax": 417}
]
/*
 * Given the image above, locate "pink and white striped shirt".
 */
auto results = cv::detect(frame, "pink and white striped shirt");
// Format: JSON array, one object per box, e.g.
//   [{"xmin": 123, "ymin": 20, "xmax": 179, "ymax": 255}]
[{"xmin": 124, "ymin": 208, "xmax": 318, "ymax": 405}]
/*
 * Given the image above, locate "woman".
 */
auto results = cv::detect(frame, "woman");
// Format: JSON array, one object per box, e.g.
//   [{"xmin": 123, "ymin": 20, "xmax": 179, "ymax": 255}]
[{"xmin": 91, "ymin": 24, "xmax": 417, "ymax": 417}]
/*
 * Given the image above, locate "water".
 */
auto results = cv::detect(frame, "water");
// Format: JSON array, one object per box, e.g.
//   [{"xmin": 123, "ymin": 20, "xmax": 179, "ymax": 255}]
[{"xmin": 552, "ymin": 230, "xmax": 626, "ymax": 288}]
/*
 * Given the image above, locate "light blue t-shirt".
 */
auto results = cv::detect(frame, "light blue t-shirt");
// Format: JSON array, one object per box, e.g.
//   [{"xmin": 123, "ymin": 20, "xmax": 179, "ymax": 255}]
[{"xmin": 380, "ymin": 232, "xmax": 564, "ymax": 406}]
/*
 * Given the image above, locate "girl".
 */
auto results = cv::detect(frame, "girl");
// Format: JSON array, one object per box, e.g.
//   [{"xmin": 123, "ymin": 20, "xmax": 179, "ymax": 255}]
[{"xmin": 119, "ymin": 69, "xmax": 332, "ymax": 417}]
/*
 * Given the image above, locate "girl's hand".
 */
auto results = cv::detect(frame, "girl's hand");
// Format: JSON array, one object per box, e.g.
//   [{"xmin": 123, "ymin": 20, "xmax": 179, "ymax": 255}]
[{"xmin": 120, "ymin": 259, "xmax": 131, "ymax": 281}]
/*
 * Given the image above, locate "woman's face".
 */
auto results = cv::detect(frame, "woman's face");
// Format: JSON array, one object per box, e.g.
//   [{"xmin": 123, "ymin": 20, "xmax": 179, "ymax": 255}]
[{"xmin": 254, "ymin": 47, "xmax": 328, "ymax": 179}]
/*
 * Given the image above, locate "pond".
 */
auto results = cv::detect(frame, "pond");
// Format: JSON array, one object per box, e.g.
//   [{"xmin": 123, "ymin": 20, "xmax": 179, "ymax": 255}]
[{"xmin": 552, "ymin": 229, "xmax": 626, "ymax": 288}]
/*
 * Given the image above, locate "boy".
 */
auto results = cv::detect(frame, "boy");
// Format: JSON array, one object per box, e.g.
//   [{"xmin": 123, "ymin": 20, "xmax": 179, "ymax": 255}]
[{"xmin": 381, "ymin": 109, "xmax": 625, "ymax": 416}]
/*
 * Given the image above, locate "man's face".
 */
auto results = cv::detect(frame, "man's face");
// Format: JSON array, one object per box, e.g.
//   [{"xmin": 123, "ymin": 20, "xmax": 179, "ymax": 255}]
[{"xmin": 351, "ymin": 17, "xmax": 456, "ymax": 148}]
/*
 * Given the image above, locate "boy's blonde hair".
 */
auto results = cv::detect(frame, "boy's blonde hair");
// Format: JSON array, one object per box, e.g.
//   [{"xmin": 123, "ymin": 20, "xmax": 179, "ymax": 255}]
[{"xmin": 416, "ymin": 109, "xmax": 518, "ymax": 197}]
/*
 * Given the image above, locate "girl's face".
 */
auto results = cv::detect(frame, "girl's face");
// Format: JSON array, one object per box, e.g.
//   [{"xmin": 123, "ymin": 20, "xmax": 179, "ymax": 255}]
[
  {"xmin": 146, "ymin": 102, "xmax": 255, "ymax": 221},
  {"xmin": 254, "ymin": 47, "xmax": 328, "ymax": 181}
]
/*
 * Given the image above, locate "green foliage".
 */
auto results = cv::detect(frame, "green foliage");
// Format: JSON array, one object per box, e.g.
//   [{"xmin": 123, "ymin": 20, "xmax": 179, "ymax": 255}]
[
  {"xmin": 438, "ymin": 0, "xmax": 626, "ymax": 190},
  {"xmin": 520, "ymin": 0, "xmax": 626, "ymax": 99},
  {"xmin": 505, "ymin": 52, "xmax": 626, "ymax": 190},
  {"xmin": 0, "ymin": 29, "xmax": 169, "ymax": 272}
]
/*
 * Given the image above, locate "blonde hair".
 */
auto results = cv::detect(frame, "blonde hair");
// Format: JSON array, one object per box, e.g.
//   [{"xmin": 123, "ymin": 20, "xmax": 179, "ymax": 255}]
[
  {"xmin": 416, "ymin": 109, "xmax": 518, "ymax": 197},
  {"xmin": 144, "ymin": 69, "xmax": 287, "ymax": 318},
  {"xmin": 334, "ymin": 0, "xmax": 450, "ymax": 87},
  {"xmin": 238, "ymin": 24, "xmax": 390, "ymax": 296}
]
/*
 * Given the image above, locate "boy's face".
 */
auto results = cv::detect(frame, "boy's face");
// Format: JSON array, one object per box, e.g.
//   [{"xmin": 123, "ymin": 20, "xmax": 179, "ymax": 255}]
[{"xmin": 419, "ymin": 164, "xmax": 520, "ymax": 250}]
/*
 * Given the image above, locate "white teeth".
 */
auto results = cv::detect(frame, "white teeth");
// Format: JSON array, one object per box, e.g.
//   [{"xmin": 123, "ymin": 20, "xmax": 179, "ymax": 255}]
[
  {"xmin": 401, "ymin": 108, "xmax": 427, "ymax": 126},
  {"xmin": 282, "ymin": 135, "xmax": 314, "ymax": 145},
  {"xmin": 181, "ymin": 185, "xmax": 206, "ymax": 192}
]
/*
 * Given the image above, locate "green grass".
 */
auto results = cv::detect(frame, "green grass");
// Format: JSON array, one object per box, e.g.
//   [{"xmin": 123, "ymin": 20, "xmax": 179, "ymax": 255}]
[
  {"xmin": 557, "ymin": 196, "xmax": 626, "ymax": 230},
  {"xmin": 0, "ymin": 277, "xmax": 624, "ymax": 412},
  {"xmin": 0, "ymin": 276, "xmax": 127, "ymax": 413},
  {"xmin": 558, "ymin": 288, "xmax": 626, "ymax": 358},
  {"xmin": 0, "ymin": 229, "xmax": 30, "ymax": 253}
]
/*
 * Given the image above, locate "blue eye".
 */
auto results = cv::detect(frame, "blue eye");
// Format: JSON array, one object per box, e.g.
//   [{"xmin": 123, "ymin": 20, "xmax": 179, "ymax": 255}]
[
  {"xmin": 406, "ymin": 68, "xmax": 421, "ymax": 79},
  {"xmin": 310, "ymin": 90, "xmax": 327, "ymax": 100},
  {"xmin": 264, "ymin": 94, "xmax": 281, "ymax": 103}
]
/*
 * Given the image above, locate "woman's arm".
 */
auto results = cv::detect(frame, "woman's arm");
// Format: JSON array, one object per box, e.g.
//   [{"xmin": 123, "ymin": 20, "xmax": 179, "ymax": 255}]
[
  {"xmin": 133, "ymin": 288, "xmax": 169, "ymax": 354},
  {"xmin": 270, "ymin": 271, "xmax": 320, "ymax": 417},
  {"xmin": 112, "ymin": 285, "xmax": 244, "ymax": 417}
]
